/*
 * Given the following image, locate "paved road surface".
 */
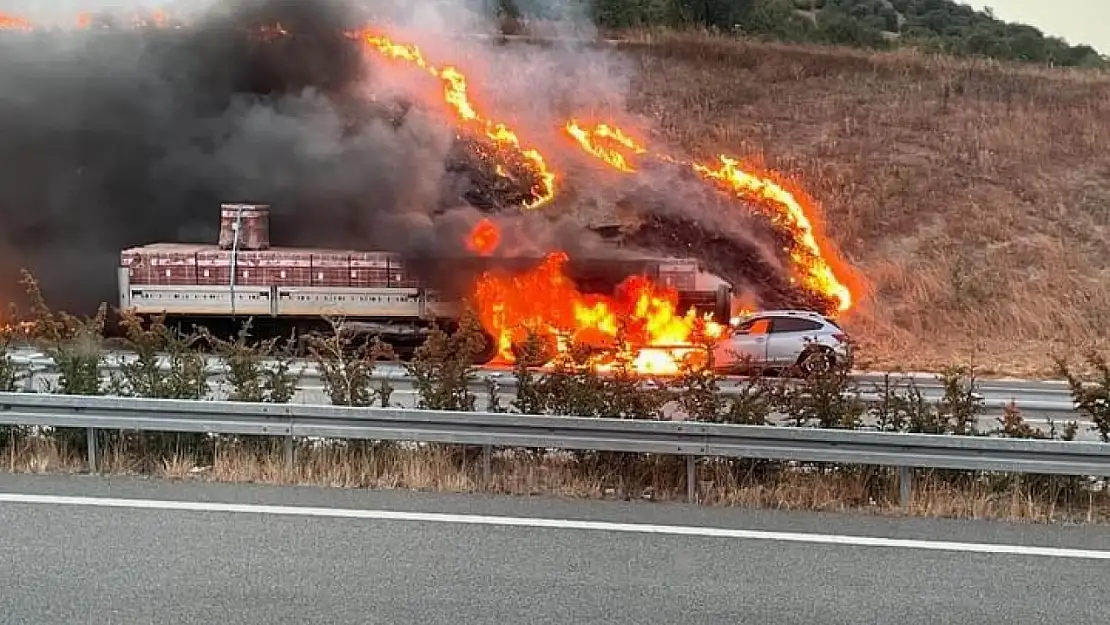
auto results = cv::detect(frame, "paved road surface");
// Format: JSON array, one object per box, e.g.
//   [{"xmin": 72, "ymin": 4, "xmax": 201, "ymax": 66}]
[{"xmin": 0, "ymin": 474, "xmax": 1106, "ymax": 625}]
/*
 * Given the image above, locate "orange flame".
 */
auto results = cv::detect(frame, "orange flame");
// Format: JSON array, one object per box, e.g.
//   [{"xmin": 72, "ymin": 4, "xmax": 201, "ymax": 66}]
[
  {"xmin": 564, "ymin": 120, "xmax": 647, "ymax": 173},
  {"xmin": 358, "ymin": 33, "xmax": 556, "ymax": 210},
  {"xmin": 0, "ymin": 319, "xmax": 36, "ymax": 338},
  {"xmin": 473, "ymin": 247, "xmax": 725, "ymax": 375},
  {"xmin": 0, "ymin": 13, "xmax": 33, "ymax": 30},
  {"xmin": 560, "ymin": 122, "xmax": 855, "ymax": 313},
  {"xmin": 466, "ymin": 219, "xmax": 501, "ymax": 256},
  {"xmin": 693, "ymin": 156, "xmax": 853, "ymax": 311}
]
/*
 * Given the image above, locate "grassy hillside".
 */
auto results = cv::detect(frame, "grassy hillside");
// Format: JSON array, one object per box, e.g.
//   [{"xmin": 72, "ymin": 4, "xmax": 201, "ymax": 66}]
[
  {"xmin": 610, "ymin": 33, "xmax": 1109, "ymax": 376},
  {"xmin": 499, "ymin": 0, "xmax": 1105, "ymax": 67}
]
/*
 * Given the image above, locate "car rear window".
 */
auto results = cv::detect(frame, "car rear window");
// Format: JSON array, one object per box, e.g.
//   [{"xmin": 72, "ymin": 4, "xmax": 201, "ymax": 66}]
[{"xmin": 769, "ymin": 317, "xmax": 823, "ymax": 333}]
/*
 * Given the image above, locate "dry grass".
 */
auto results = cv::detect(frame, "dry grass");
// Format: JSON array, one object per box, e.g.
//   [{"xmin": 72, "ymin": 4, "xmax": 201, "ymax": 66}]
[
  {"xmin": 607, "ymin": 32, "xmax": 1110, "ymax": 377},
  {"xmin": 5, "ymin": 434, "xmax": 1108, "ymax": 524}
]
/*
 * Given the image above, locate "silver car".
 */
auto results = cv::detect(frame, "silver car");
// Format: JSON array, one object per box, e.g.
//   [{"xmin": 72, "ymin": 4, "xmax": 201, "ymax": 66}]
[{"xmin": 711, "ymin": 310, "xmax": 852, "ymax": 375}]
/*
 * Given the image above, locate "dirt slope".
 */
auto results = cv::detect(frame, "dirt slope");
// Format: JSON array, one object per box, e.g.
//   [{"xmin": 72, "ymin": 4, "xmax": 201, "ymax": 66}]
[{"xmin": 614, "ymin": 33, "xmax": 1110, "ymax": 376}]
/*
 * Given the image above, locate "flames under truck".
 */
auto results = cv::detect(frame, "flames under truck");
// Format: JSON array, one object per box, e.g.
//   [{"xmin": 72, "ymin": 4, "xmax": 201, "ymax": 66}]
[{"xmin": 118, "ymin": 203, "xmax": 736, "ymax": 361}]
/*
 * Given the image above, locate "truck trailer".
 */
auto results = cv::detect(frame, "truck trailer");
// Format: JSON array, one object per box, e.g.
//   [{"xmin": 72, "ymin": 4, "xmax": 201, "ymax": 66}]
[{"xmin": 117, "ymin": 203, "xmax": 736, "ymax": 361}]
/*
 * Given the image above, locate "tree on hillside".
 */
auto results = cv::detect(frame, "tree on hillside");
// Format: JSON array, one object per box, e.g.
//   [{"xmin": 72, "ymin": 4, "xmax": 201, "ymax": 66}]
[{"xmin": 497, "ymin": 0, "xmax": 1104, "ymax": 68}]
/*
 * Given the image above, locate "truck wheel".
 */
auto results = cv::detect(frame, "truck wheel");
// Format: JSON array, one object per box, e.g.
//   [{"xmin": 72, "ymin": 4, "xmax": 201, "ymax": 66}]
[
  {"xmin": 714, "ymin": 284, "xmax": 732, "ymax": 325},
  {"xmin": 471, "ymin": 330, "xmax": 499, "ymax": 366}
]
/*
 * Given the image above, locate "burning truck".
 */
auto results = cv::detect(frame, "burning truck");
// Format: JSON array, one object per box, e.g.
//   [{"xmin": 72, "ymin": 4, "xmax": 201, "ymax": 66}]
[{"xmin": 118, "ymin": 202, "xmax": 736, "ymax": 366}]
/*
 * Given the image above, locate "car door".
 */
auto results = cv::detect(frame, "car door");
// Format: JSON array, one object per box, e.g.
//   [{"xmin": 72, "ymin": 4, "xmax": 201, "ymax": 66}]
[
  {"xmin": 713, "ymin": 317, "xmax": 771, "ymax": 369},
  {"xmin": 765, "ymin": 316, "xmax": 824, "ymax": 366}
]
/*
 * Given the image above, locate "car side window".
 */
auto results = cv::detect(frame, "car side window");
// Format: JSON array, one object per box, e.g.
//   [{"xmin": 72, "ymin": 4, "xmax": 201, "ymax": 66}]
[
  {"xmin": 733, "ymin": 318, "xmax": 770, "ymax": 335},
  {"xmin": 768, "ymin": 317, "xmax": 822, "ymax": 334}
]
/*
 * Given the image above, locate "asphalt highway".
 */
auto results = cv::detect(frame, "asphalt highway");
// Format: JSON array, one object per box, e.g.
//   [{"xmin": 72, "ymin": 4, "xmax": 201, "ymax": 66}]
[{"xmin": 0, "ymin": 474, "xmax": 1107, "ymax": 625}]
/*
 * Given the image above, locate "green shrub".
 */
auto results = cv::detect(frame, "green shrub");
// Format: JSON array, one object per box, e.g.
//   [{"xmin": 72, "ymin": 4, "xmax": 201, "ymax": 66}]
[
  {"xmin": 935, "ymin": 364, "xmax": 984, "ymax": 436},
  {"xmin": 109, "ymin": 310, "xmax": 210, "ymax": 400},
  {"xmin": 105, "ymin": 309, "xmax": 213, "ymax": 461},
  {"xmin": 778, "ymin": 356, "xmax": 864, "ymax": 429},
  {"xmin": 1056, "ymin": 352, "xmax": 1110, "ymax": 442},
  {"xmin": 522, "ymin": 331, "xmax": 669, "ymax": 420},
  {"xmin": 197, "ymin": 319, "xmax": 301, "ymax": 404},
  {"xmin": 406, "ymin": 309, "xmax": 485, "ymax": 412},
  {"xmin": 20, "ymin": 271, "xmax": 107, "ymax": 453},
  {"xmin": 509, "ymin": 330, "xmax": 550, "ymax": 415},
  {"xmin": 668, "ymin": 329, "xmax": 774, "ymax": 425},
  {"xmin": 0, "ymin": 320, "xmax": 25, "ymax": 448},
  {"xmin": 22, "ymin": 271, "xmax": 106, "ymax": 397},
  {"xmin": 307, "ymin": 317, "xmax": 396, "ymax": 407},
  {"xmin": 0, "ymin": 321, "xmax": 22, "ymax": 394}
]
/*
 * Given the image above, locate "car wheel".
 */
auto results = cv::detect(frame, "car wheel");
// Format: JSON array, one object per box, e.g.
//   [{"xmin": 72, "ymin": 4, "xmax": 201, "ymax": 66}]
[{"xmin": 796, "ymin": 347, "xmax": 835, "ymax": 376}]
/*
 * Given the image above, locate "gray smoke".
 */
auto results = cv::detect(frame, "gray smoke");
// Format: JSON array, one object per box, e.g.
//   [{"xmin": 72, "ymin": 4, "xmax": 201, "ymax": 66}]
[{"xmin": 0, "ymin": 0, "xmax": 527, "ymax": 313}]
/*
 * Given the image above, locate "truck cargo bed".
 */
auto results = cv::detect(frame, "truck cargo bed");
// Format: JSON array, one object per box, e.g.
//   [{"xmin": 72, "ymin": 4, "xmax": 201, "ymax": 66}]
[{"xmin": 120, "ymin": 244, "xmax": 704, "ymax": 293}]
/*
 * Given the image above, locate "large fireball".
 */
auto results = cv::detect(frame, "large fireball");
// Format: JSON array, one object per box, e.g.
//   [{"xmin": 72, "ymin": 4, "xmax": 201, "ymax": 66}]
[{"xmin": 472, "ymin": 244, "xmax": 725, "ymax": 375}]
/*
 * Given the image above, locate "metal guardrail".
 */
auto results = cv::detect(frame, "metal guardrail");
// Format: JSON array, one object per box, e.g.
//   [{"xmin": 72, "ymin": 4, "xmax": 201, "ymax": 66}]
[
  {"xmin": 0, "ymin": 392, "xmax": 1105, "ymax": 506},
  {"xmin": 6, "ymin": 348, "xmax": 1081, "ymax": 407}
]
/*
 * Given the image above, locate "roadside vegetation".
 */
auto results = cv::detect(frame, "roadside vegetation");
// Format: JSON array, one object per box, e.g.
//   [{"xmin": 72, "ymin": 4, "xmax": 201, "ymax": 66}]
[{"xmin": 2, "ymin": 275, "xmax": 1109, "ymax": 524}]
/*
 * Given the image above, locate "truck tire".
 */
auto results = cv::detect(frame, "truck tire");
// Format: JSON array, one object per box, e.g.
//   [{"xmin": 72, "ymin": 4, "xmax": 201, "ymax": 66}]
[
  {"xmin": 714, "ymin": 284, "xmax": 732, "ymax": 325},
  {"xmin": 471, "ymin": 330, "xmax": 499, "ymax": 365}
]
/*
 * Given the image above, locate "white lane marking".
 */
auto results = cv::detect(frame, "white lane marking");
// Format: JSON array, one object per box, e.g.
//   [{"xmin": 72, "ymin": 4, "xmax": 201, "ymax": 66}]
[{"xmin": 2, "ymin": 493, "xmax": 1108, "ymax": 560}]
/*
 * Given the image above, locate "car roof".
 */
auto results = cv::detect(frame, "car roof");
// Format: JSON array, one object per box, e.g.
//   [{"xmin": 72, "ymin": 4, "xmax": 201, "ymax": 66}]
[
  {"xmin": 738, "ymin": 309, "xmax": 829, "ymax": 321},
  {"xmin": 733, "ymin": 310, "xmax": 841, "ymax": 328}
]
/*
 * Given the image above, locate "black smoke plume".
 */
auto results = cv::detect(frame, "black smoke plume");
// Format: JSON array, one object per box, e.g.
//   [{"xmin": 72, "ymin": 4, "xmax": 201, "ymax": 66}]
[
  {"xmin": 0, "ymin": 0, "xmax": 515, "ymax": 313},
  {"xmin": 0, "ymin": 0, "xmax": 842, "ymax": 321}
]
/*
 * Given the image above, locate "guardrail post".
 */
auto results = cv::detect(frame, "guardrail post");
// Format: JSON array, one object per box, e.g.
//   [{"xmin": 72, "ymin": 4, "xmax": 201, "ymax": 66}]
[
  {"xmin": 898, "ymin": 466, "xmax": 912, "ymax": 508},
  {"xmin": 482, "ymin": 445, "xmax": 492, "ymax": 486},
  {"xmin": 21, "ymin": 368, "xmax": 38, "ymax": 393},
  {"xmin": 86, "ymin": 428, "xmax": 98, "ymax": 474},
  {"xmin": 283, "ymin": 435, "xmax": 294, "ymax": 469},
  {"xmin": 686, "ymin": 456, "xmax": 697, "ymax": 503}
]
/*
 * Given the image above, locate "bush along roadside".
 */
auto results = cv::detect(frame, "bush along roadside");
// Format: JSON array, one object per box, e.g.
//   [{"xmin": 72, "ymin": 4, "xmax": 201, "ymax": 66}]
[
  {"xmin": 1057, "ymin": 351, "xmax": 1110, "ymax": 443},
  {"xmin": 0, "ymin": 276, "xmax": 1108, "ymax": 521},
  {"xmin": 103, "ymin": 309, "xmax": 212, "ymax": 464},
  {"xmin": 307, "ymin": 317, "xmax": 396, "ymax": 408},
  {"xmin": 0, "ymin": 317, "xmax": 24, "ymax": 449}
]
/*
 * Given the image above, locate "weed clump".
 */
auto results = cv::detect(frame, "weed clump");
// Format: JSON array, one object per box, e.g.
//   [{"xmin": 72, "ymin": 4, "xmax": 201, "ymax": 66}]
[
  {"xmin": 0, "ymin": 319, "xmax": 23, "ymax": 394},
  {"xmin": 22, "ymin": 271, "xmax": 106, "ymax": 397},
  {"xmin": 1057, "ymin": 351, "xmax": 1110, "ymax": 442},
  {"xmin": 0, "ymin": 320, "xmax": 25, "ymax": 449},
  {"xmin": 406, "ymin": 309, "xmax": 487, "ymax": 412},
  {"xmin": 778, "ymin": 357, "xmax": 864, "ymax": 429},
  {"xmin": 307, "ymin": 317, "xmax": 396, "ymax": 407},
  {"xmin": 668, "ymin": 328, "xmax": 774, "ymax": 425},
  {"xmin": 20, "ymin": 271, "xmax": 108, "ymax": 452},
  {"xmin": 198, "ymin": 320, "xmax": 301, "ymax": 404},
  {"xmin": 109, "ymin": 310, "xmax": 210, "ymax": 400}
]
